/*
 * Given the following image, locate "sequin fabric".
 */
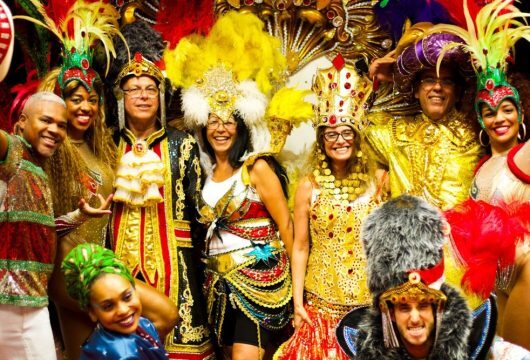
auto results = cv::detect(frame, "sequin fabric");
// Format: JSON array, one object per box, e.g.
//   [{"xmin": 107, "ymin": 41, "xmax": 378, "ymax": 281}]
[
  {"xmin": 61, "ymin": 141, "xmax": 114, "ymax": 249},
  {"xmin": 274, "ymin": 301, "xmax": 358, "ymax": 360},
  {"xmin": 366, "ymin": 110, "xmax": 482, "ymax": 210},
  {"xmin": 304, "ymin": 188, "xmax": 375, "ymax": 306},
  {"xmin": 0, "ymin": 133, "xmax": 55, "ymax": 307},
  {"xmin": 275, "ymin": 185, "xmax": 376, "ymax": 359}
]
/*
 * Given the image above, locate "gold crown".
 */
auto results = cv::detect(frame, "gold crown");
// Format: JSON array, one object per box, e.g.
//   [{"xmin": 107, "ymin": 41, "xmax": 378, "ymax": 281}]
[
  {"xmin": 114, "ymin": 52, "xmax": 165, "ymax": 86},
  {"xmin": 312, "ymin": 56, "xmax": 372, "ymax": 132},
  {"xmin": 378, "ymin": 272, "xmax": 447, "ymax": 311},
  {"xmin": 197, "ymin": 66, "xmax": 240, "ymax": 123}
]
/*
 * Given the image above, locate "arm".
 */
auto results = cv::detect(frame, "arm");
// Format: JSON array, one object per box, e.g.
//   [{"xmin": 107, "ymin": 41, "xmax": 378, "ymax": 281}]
[
  {"xmin": 368, "ymin": 49, "xmax": 396, "ymax": 83},
  {"xmin": 184, "ymin": 136, "xmax": 202, "ymax": 223},
  {"xmin": 513, "ymin": 141, "xmax": 530, "ymax": 176},
  {"xmin": 249, "ymin": 158, "xmax": 294, "ymax": 257},
  {"xmin": 365, "ymin": 119, "xmax": 392, "ymax": 171},
  {"xmin": 136, "ymin": 280, "xmax": 178, "ymax": 339},
  {"xmin": 291, "ymin": 177, "xmax": 314, "ymax": 329},
  {"xmin": 55, "ymin": 194, "xmax": 113, "ymax": 238},
  {"xmin": 0, "ymin": 130, "xmax": 9, "ymax": 162}
]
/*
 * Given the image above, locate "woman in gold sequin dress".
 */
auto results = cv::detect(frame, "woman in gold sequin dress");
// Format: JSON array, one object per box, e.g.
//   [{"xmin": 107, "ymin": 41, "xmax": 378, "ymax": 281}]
[
  {"xmin": 39, "ymin": 70, "xmax": 118, "ymax": 359},
  {"xmin": 275, "ymin": 58, "xmax": 380, "ymax": 360}
]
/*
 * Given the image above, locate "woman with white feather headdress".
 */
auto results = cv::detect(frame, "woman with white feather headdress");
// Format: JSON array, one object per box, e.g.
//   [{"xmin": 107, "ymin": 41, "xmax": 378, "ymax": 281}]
[{"xmin": 164, "ymin": 10, "xmax": 313, "ymax": 359}]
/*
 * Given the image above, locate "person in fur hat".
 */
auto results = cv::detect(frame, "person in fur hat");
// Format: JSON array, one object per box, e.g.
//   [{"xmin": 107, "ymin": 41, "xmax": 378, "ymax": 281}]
[{"xmin": 337, "ymin": 195, "xmax": 471, "ymax": 359}]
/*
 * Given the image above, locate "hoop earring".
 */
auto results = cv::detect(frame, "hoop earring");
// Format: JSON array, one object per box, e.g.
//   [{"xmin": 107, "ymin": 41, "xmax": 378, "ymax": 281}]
[
  {"xmin": 518, "ymin": 123, "xmax": 526, "ymax": 141},
  {"xmin": 479, "ymin": 129, "xmax": 490, "ymax": 147}
]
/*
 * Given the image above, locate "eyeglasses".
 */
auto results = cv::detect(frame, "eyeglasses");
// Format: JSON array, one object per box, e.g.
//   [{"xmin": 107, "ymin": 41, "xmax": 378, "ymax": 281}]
[
  {"xmin": 122, "ymin": 87, "xmax": 159, "ymax": 99},
  {"xmin": 206, "ymin": 119, "xmax": 237, "ymax": 130},
  {"xmin": 323, "ymin": 129, "xmax": 355, "ymax": 142},
  {"xmin": 419, "ymin": 77, "xmax": 456, "ymax": 89}
]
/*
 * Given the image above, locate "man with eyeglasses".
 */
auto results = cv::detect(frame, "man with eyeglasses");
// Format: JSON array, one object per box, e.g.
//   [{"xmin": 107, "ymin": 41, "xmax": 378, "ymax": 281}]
[
  {"xmin": 365, "ymin": 25, "xmax": 482, "ymax": 211},
  {"xmin": 106, "ymin": 22, "xmax": 214, "ymax": 359}
]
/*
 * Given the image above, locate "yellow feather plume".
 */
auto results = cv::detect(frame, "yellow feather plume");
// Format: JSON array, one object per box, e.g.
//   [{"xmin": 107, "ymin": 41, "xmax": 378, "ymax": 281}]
[
  {"xmin": 428, "ymin": 0, "xmax": 530, "ymax": 74},
  {"xmin": 14, "ymin": 0, "xmax": 125, "ymax": 76},
  {"xmin": 266, "ymin": 88, "xmax": 313, "ymax": 128},
  {"xmin": 266, "ymin": 87, "xmax": 314, "ymax": 154},
  {"xmin": 164, "ymin": 11, "xmax": 286, "ymax": 97}
]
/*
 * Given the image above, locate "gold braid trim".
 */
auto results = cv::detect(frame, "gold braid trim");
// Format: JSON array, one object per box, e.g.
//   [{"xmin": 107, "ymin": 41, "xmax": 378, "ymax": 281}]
[{"xmin": 177, "ymin": 252, "xmax": 210, "ymax": 343}]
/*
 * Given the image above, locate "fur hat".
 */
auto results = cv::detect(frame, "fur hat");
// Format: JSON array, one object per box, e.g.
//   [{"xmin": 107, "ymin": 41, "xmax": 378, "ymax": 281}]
[
  {"xmin": 363, "ymin": 195, "xmax": 446, "ymax": 297},
  {"xmin": 336, "ymin": 195, "xmax": 472, "ymax": 359}
]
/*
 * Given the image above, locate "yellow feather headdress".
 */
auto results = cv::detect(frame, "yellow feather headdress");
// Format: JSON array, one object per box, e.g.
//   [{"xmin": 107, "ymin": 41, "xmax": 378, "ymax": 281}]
[{"xmin": 165, "ymin": 11, "xmax": 312, "ymax": 164}]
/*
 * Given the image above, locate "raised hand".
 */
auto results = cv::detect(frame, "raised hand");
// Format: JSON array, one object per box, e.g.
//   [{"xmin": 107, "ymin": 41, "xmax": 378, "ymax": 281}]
[{"xmin": 78, "ymin": 194, "xmax": 113, "ymax": 218}]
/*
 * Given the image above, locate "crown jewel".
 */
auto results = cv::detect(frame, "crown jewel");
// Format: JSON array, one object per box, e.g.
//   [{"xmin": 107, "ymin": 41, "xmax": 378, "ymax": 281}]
[
  {"xmin": 312, "ymin": 54, "xmax": 372, "ymax": 132},
  {"xmin": 198, "ymin": 66, "xmax": 240, "ymax": 123}
]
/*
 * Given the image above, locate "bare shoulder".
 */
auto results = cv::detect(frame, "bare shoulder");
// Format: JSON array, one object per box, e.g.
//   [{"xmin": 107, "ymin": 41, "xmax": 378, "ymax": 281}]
[
  {"xmin": 248, "ymin": 158, "xmax": 276, "ymax": 182},
  {"xmin": 250, "ymin": 158, "xmax": 272, "ymax": 173}
]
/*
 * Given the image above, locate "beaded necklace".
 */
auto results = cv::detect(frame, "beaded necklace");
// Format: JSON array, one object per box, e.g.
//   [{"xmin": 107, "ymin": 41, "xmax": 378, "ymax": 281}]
[{"xmin": 312, "ymin": 147, "xmax": 369, "ymax": 204}]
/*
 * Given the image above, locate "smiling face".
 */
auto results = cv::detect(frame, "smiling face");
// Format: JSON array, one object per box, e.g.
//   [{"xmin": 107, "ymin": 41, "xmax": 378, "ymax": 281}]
[
  {"xmin": 321, "ymin": 125, "xmax": 355, "ymax": 168},
  {"xmin": 481, "ymin": 99, "xmax": 521, "ymax": 154},
  {"xmin": 19, "ymin": 99, "xmax": 67, "ymax": 160},
  {"xmin": 414, "ymin": 67, "xmax": 459, "ymax": 121},
  {"xmin": 123, "ymin": 76, "xmax": 159, "ymax": 127},
  {"xmin": 65, "ymin": 86, "xmax": 99, "ymax": 141},
  {"xmin": 88, "ymin": 273, "xmax": 142, "ymax": 335},
  {"xmin": 205, "ymin": 114, "xmax": 238, "ymax": 159},
  {"xmin": 393, "ymin": 300, "xmax": 435, "ymax": 358}
]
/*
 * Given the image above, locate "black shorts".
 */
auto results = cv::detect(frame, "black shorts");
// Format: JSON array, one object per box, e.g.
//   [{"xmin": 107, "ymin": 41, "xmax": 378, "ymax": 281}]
[{"xmin": 220, "ymin": 304, "xmax": 272, "ymax": 348}]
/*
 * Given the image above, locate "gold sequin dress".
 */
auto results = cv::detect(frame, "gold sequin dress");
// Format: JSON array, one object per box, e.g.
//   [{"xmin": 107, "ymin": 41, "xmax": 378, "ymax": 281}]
[
  {"xmin": 366, "ymin": 109, "xmax": 482, "ymax": 210},
  {"xmin": 62, "ymin": 141, "xmax": 114, "ymax": 248},
  {"xmin": 50, "ymin": 139, "xmax": 115, "ymax": 360},
  {"xmin": 275, "ymin": 182, "xmax": 376, "ymax": 360}
]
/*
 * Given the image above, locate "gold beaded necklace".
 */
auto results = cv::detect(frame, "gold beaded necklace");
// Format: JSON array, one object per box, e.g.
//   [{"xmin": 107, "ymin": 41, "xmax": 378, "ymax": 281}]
[{"xmin": 313, "ymin": 147, "xmax": 369, "ymax": 204}]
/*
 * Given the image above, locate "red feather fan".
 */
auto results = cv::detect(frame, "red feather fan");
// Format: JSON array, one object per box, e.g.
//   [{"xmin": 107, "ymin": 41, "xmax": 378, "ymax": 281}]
[
  {"xmin": 435, "ymin": 0, "xmax": 508, "ymax": 29},
  {"xmin": 445, "ymin": 198, "xmax": 524, "ymax": 299},
  {"xmin": 154, "ymin": 0, "xmax": 215, "ymax": 50},
  {"xmin": 45, "ymin": 0, "xmax": 78, "ymax": 36},
  {"xmin": 8, "ymin": 70, "xmax": 41, "ymax": 133}
]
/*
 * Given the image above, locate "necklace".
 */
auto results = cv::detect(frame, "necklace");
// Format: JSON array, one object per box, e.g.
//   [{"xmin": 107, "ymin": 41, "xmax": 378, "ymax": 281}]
[
  {"xmin": 313, "ymin": 148, "xmax": 368, "ymax": 204},
  {"xmin": 70, "ymin": 138, "xmax": 85, "ymax": 147}
]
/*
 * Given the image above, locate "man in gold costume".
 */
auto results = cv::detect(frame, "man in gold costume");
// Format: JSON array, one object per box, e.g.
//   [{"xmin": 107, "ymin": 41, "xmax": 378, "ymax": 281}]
[{"xmin": 366, "ymin": 25, "xmax": 482, "ymax": 210}]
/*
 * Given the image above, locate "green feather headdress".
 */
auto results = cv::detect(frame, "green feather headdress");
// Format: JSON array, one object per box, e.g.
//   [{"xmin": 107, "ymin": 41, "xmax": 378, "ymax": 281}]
[
  {"xmin": 15, "ymin": 0, "xmax": 127, "ymax": 93},
  {"xmin": 428, "ymin": 0, "xmax": 530, "ymax": 127}
]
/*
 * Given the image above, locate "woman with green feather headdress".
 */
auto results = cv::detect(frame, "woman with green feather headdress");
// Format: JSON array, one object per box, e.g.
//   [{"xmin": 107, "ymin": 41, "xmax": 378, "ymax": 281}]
[
  {"xmin": 428, "ymin": 0, "xmax": 530, "ymax": 351},
  {"xmin": 62, "ymin": 243, "xmax": 168, "ymax": 359}
]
